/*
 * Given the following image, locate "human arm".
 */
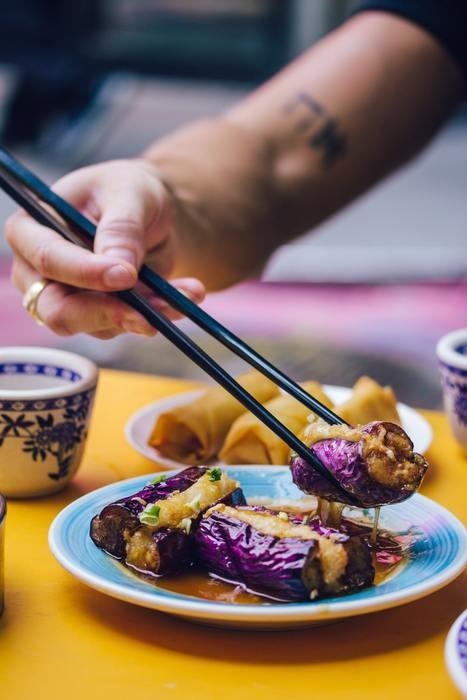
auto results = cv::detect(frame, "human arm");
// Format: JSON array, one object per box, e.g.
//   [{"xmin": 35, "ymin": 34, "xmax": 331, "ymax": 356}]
[
  {"xmin": 5, "ymin": 10, "xmax": 464, "ymax": 337},
  {"xmin": 147, "ymin": 10, "xmax": 464, "ymax": 286}
]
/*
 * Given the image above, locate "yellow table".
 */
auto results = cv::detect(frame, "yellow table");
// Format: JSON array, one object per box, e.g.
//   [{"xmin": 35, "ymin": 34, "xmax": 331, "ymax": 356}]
[{"xmin": 0, "ymin": 370, "xmax": 465, "ymax": 699}]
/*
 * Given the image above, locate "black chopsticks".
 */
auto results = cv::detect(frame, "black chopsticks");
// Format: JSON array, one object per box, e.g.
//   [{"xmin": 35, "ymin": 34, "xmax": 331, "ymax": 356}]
[
  {"xmin": 0, "ymin": 148, "xmax": 357, "ymax": 505},
  {"xmin": 0, "ymin": 148, "xmax": 345, "ymax": 429}
]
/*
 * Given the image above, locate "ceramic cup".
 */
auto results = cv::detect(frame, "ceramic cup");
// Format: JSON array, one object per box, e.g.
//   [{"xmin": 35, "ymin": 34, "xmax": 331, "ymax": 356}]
[
  {"xmin": 0, "ymin": 494, "xmax": 5, "ymax": 615},
  {"xmin": 437, "ymin": 329, "xmax": 467, "ymax": 451},
  {"xmin": 0, "ymin": 347, "xmax": 98, "ymax": 498}
]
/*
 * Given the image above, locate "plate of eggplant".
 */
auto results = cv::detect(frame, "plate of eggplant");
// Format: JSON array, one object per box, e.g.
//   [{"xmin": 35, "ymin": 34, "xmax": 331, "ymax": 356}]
[{"xmin": 50, "ymin": 419, "xmax": 466, "ymax": 629}]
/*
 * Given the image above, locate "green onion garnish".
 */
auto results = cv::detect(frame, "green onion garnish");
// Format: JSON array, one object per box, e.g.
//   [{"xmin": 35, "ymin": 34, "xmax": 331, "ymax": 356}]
[
  {"xmin": 139, "ymin": 503, "xmax": 161, "ymax": 526},
  {"xmin": 207, "ymin": 467, "xmax": 222, "ymax": 482},
  {"xmin": 180, "ymin": 517, "xmax": 192, "ymax": 534},
  {"xmin": 187, "ymin": 494, "xmax": 202, "ymax": 513},
  {"xmin": 150, "ymin": 475, "xmax": 166, "ymax": 485}
]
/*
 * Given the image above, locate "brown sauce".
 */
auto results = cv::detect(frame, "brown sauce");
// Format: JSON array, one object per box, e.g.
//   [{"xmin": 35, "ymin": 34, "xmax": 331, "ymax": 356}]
[
  {"xmin": 157, "ymin": 569, "xmax": 267, "ymax": 605},
  {"xmin": 117, "ymin": 506, "xmax": 408, "ymax": 605}
]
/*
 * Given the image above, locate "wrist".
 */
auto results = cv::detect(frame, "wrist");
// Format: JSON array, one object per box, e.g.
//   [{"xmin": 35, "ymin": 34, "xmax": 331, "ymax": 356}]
[{"xmin": 141, "ymin": 118, "xmax": 281, "ymax": 289}]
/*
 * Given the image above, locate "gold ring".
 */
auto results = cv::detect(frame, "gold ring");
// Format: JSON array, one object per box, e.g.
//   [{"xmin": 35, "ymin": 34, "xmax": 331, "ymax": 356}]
[{"xmin": 22, "ymin": 279, "xmax": 49, "ymax": 326}]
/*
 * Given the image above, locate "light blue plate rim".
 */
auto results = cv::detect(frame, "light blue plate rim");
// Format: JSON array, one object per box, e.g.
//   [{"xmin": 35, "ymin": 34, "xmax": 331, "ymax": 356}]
[{"xmin": 49, "ymin": 467, "xmax": 467, "ymax": 624}]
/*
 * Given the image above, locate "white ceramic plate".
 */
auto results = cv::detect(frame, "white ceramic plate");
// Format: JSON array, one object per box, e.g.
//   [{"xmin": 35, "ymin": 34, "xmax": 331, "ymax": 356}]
[
  {"xmin": 125, "ymin": 385, "xmax": 433, "ymax": 469},
  {"xmin": 445, "ymin": 609, "xmax": 467, "ymax": 697},
  {"xmin": 49, "ymin": 466, "xmax": 466, "ymax": 630}
]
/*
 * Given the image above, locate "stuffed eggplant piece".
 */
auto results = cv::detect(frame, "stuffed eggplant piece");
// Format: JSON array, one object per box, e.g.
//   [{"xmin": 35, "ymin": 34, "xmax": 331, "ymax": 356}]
[
  {"xmin": 291, "ymin": 420, "xmax": 428, "ymax": 507},
  {"xmin": 90, "ymin": 466, "xmax": 245, "ymax": 577},
  {"xmin": 194, "ymin": 504, "xmax": 374, "ymax": 601}
]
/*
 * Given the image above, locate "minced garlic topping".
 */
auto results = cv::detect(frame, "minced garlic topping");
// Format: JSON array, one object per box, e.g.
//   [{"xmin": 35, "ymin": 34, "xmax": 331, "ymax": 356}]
[
  {"xmin": 318, "ymin": 537, "xmax": 348, "ymax": 587},
  {"xmin": 146, "ymin": 472, "xmax": 238, "ymax": 529},
  {"xmin": 302, "ymin": 418, "xmax": 362, "ymax": 446},
  {"xmin": 302, "ymin": 419, "xmax": 426, "ymax": 491},
  {"xmin": 362, "ymin": 424, "xmax": 424, "ymax": 489},
  {"xmin": 125, "ymin": 528, "xmax": 160, "ymax": 572},
  {"xmin": 206, "ymin": 505, "xmax": 349, "ymax": 586},
  {"xmin": 207, "ymin": 504, "xmax": 320, "ymax": 540}
]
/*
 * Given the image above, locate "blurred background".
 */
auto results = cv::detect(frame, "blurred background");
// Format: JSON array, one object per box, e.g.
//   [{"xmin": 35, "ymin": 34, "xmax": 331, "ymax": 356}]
[{"xmin": 0, "ymin": 0, "xmax": 465, "ymax": 407}]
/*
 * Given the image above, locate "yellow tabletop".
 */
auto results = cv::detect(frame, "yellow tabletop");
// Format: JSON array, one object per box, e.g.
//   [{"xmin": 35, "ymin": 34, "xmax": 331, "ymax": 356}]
[{"xmin": 0, "ymin": 369, "xmax": 466, "ymax": 700}]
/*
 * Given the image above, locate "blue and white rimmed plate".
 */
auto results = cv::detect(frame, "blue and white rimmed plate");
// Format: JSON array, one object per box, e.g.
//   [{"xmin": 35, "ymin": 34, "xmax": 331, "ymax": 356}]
[
  {"xmin": 49, "ymin": 467, "xmax": 466, "ymax": 630},
  {"xmin": 125, "ymin": 385, "xmax": 433, "ymax": 469},
  {"xmin": 445, "ymin": 610, "xmax": 467, "ymax": 696}
]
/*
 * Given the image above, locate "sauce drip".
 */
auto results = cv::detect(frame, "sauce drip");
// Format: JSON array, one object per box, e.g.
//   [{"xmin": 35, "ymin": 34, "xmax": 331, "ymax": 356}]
[{"xmin": 371, "ymin": 507, "xmax": 381, "ymax": 545}]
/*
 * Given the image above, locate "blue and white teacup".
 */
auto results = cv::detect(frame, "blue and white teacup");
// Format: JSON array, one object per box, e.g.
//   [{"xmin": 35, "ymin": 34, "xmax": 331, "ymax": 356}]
[
  {"xmin": 0, "ymin": 347, "xmax": 98, "ymax": 498},
  {"xmin": 437, "ymin": 329, "xmax": 467, "ymax": 451}
]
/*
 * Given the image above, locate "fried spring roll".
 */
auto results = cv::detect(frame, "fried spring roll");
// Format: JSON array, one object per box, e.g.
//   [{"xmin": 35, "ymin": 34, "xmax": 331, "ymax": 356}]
[
  {"xmin": 194, "ymin": 504, "xmax": 374, "ymax": 601},
  {"xmin": 148, "ymin": 371, "xmax": 279, "ymax": 464},
  {"xmin": 220, "ymin": 381, "xmax": 332, "ymax": 465},
  {"xmin": 90, "ymin": 466, "xmax": 245, "ymax": 576},
  {"xmin": 336, "ymin": 376, "xmax": 400, "ymax": 425},
  {"xmin": 290, "ymin": 420, "xmax": 428, "ymax": 507}
]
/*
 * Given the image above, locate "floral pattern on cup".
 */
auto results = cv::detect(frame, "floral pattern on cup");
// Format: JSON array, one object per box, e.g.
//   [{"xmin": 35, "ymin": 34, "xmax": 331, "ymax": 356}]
[
  {"xmin": 457, "ymin": 616, "xmax": 467, "ymax": 672},
  {"xmin": 439, "ymin": 365, "xmax": 467, "ymax": 426},
  {"xmin": 437, "ymin": 329, "xmax": 467, "ymax": 450},
  {"xmin": 454, "ymin": 392, "xmax": 467, "ymax": 427},
  {"xmin": 0, "ymin": 349, "xmax": 98, "ymax": 498},
  {"xmin": 0, "ymin": 390, "xmax": 93, "ymax": 481}
]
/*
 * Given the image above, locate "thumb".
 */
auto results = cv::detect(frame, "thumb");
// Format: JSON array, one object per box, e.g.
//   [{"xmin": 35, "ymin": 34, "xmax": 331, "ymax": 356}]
[
  {"xmin": 93, "ymin": 172, "xmax": 166, "ymax": 271},
  {"xmin": 53, "ymin": 161, "xmax": 167, "ymax": 284},
  {"xmin": 94, "ymin": 208, "xmax": 146, "ymax": 271}
]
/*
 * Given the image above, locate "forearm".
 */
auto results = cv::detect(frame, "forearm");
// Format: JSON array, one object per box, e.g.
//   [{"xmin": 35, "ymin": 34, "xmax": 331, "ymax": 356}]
[
  {"xmin": 144, "ymin": 12, "xmax": 464, "ymax": 289},
  {"xmin": 144, "ymin": 119, "xmax": 280, "ymax": 289},
  {"xmin": 226, "ymin": 12, "xmax": 463, "ymax": 236}
]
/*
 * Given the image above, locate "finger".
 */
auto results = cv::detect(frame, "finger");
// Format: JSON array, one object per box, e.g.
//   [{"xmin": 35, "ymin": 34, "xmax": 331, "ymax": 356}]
[
  {"xmin": 41, "ymin": 291, "xmax": 156, "ymax": 337},
  {"xmin": 89, "ymin": 329, "xmax": 125, "ymax": 340},
  {"xmin": 146, "ymin": 277, "xmax": 206, "ymax": 320},
  {"xmin": 6, "ymin": 212, "xmax": 137, "ymax": 291},
  {"xmin": 50, "ymin": 166, "xmax": 102, "ymax": 219},
  {"xmin": 170, "ymin": 277, "xmax": 206, "ymax": 304},
  {"xmin": 12, "ymin": 256, "xmax": 156, "ymax": 337},
  {"xmin": 92, "ymin": 164, "xmax": 167, "ymax": 270}
]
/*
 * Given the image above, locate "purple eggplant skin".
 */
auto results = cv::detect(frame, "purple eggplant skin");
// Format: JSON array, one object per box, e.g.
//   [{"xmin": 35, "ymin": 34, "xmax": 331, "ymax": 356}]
[
  {"xmin": 194, "ymin": 506, "xmax": 374, "ymax": 602},
  {"xmin": 90, "ymin": 466, "xmax": 208, "ymax": 558},
  {"xmin": 90, "ymin": 464, "xmax": 247, "ymax": 578},
  {"xmin": 291, "ymin": 421, "xmax": 428, "ymax": 507},
  {"xmin": 124, "ymin": 488, "xmax": 246, "ymax": 578},
  {"xmin": 125, "ymin": 527, "xmax": 193, "ymax": 578},
  {"xmin": 216, "ymin": 486, "xmax": 246, "ymax": 509},
  {"xmin": 123, "ymin": 486, "xmax": 247, "ymax": 577}
]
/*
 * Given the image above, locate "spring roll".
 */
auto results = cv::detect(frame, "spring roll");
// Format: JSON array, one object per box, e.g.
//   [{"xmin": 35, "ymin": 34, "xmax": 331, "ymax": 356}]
[
  {"xmin": 336, "ymin": 376, "xmax": 400, "ymax": 425},
  {"xmin": 194, "ymin": 504, "xmax": 374, "ymax": 601},
  {"xmin": 220, "ymin": 381, "xmax": 332, "ymax": 465},
  {"xmin": 148, "ymin": 371, "xmax": 279, "ymax": 464},
  {"xmin": 290, "ymin": 419, "xmax": 428, "ymax": 507}
]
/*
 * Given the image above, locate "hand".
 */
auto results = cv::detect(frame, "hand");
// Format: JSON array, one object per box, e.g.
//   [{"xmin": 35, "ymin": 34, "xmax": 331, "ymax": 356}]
[{"xmin": 5, "ymin": 159, "xmax": 205, "ymax": 338}]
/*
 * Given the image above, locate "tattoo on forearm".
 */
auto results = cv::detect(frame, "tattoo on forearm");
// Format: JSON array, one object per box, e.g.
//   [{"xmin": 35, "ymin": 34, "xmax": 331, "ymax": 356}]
[{"xmin": 282, "ymin": 92, "xmax": 347, "ymax": 168}]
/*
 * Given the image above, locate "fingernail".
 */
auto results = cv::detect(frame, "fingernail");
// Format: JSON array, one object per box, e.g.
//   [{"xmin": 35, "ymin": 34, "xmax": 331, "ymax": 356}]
[
  {"xmin": 104, "ymin": 265, "xmax": 135, "ymax": 289},
  {"xmin": 104, "ymin": 248, "xmax": 137, "ymax": 268}
]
